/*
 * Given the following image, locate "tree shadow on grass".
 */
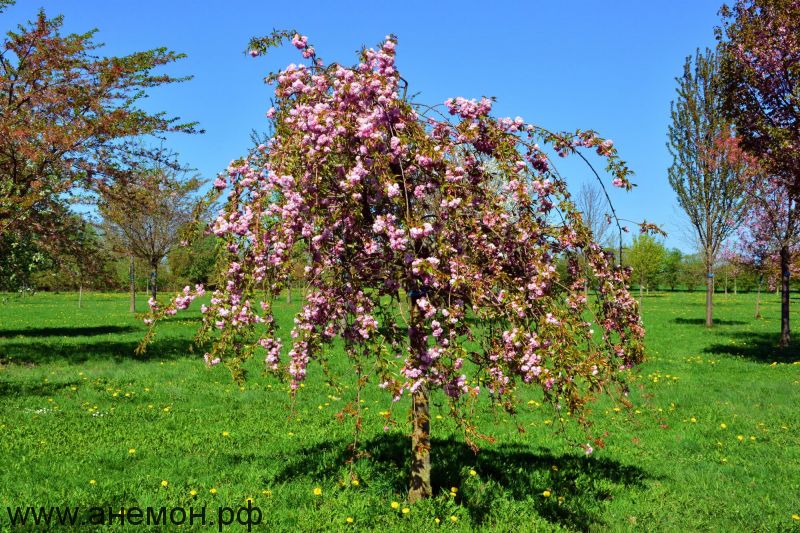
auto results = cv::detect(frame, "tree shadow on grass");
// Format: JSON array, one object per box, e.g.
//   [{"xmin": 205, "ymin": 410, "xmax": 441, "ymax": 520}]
[
  {"xmin": 0, "ymin": 336, "xmax": 208, "ymax": 365},
  {"xmin": 0, "ymin": 325, "xmax": 139, "ymax": 339},
  {"xmin": 703, "ymin": 331, "xmax": 800, "ymax": 364},
  {"xmin": 672, "ymin": 318, "xmax": 747, "ymax": 326},
  {"xmin": 266, "ymin": 433, "xmax": 650, "ymax": 530},
  {"xmin": 0, "ymin": 379, "xmax": 82, "ymax": 397}
]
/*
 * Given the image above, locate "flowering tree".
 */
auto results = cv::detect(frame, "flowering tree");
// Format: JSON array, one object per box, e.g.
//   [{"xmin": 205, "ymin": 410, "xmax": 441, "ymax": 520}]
[
  {"xmin": 718, "ymin": 0, "xmax": 800, "ymax": 345},
  {"xmin": 139, "ymin": 33, "xmax": 647, "ymax": 501},
  {"xmin": 737, "ymin": 177, "xmax": 800, "ymax": 337}
]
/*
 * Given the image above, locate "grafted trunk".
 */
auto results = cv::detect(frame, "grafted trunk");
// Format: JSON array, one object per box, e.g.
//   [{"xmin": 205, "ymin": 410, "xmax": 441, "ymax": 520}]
[
  {"xmin": 409, "ymin": 386, "xmax": 431, "ymax": 502},
  {"xmin": 408, "ymin": 304, "xmax": 431, "ymax": 502},
  {"xmin": 129, "ymin": 255, "xmax": 136, "ymax": 313},
  {"xmin": 780, "ymin": 245, "xmax": 790, "ymax": 347}
]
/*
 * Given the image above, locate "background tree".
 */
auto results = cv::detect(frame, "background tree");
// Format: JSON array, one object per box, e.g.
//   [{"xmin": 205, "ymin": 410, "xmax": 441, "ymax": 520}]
[
  {"xmin": 100, "ymin": 168, "xmax": 205, "ymax": 303},
  {"xmin": 626, "ymin": 234, "xmax": 666, "ymax": 298},
  {"xmin": 661, "ymin": 248, "xmax": 683, "ymax": 291},
  {"xmin": 667, "ymin": 48, "xmax": 748, "ymax": 327},
  {"xmin": 168, "ymin": 231, "xmax": 219, "ymax": 288},
  {"xmin": 681, "ymin": 254, "xmax": 705, "ymax": 292},
  {"xmin": 717, "ymin": 0, "xmax": 800, "ymax": 345},
  {"xmin": 575, "ymin": 181, "xmax": 612, "ymax": 246},
  {"xmin": 738, "ymin": 178, "xmax": 800, "ymax": 330},
  {"xmin": 140, "ymin": 33, "xmax": 647, "ymax": 501},
  {"xmin": 0, "ymin": 7, "xmax": 198, "ymax": 251}
]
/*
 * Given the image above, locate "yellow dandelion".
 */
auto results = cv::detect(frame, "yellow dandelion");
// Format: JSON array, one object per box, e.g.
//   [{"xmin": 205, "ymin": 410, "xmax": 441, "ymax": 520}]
[
  {"xmin": 690, "ymin": 417, "xmax": 697, "ymax": 423},
  {"xmin": 128, "ymin": 448, "xmax": 136, "ymax": 455},
  {"xmin": 451, "ymin": 486, "xmax": 458, "ymax": 493},
  {"xmin": 792, "ymin": 514, "xmax": 800, "ymax": 521},
  {"xmin": 313, "ymin": 487, "xmax": 322, "ymax": 496},
  {"xmin": 542, "ymin": 490, "xmax": 551, "ymax": 497},
  {"xmin": 469, "ymin": 469, "xmax": 477, "ymax": 476},
  {"xmin": 435, "ymin": 518, "xmax": 441, "ymax": 524},
  {"xmin": 450, "ymin": 515, "xmax": 458, "ymax": 523},
  {"xmin": 346, "ymin": 517, "xmax": 354, "ymax": 524},
  {"xmin": 190, "ymin": 489, "xmax": 197, "ymax": 497},
  {"xmin": 402, "ymin": 508, "xmax": 410, "ymax": 514},
  {"xmin": 89, "ymin": 479, "xmax": 96, "ymax": 485},
  {"xmin": 160, "ymin": 480, "xmax": 168, "ymax": 488},
  {"xmin": 720, "ymin": 423, "xmax": 727, "ymax": 429},
  {"xmin": 222, "ymin": 431, "xmax": 230, "ymax": 437},
  {"xmin": 262, "ymin": 489, "xmax": 272, "ymax": 497},
  {"xmin": 210, "ymin": 488, "xmax": 218, "ymax": 495},
  {"xmin": 391, "ymin": 501, "xmax": 400, "ymax": 509},
  {"xmin": 351, "ymin": 479, "xmax": 360, "ymax": 486},
  {"xmin": 737, "ymin": 435, "xmax": 744, "ymax": 442}
]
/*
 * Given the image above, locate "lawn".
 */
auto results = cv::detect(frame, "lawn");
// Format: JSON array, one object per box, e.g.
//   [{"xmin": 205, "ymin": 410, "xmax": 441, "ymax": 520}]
[{"xmin": 0, "ymin": 290, "xmax": 798, "ymax": 531}]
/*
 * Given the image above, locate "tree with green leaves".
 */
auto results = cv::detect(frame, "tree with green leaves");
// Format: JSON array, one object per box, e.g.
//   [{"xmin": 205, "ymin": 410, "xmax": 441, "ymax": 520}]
[
  {"xmin": 668, "ymin": 48, "xmax": 749, "ymax": 327},
  {"xmin": 661, "ymin": 249, "xmax": 683, "ymax": 291},
  {"xmin": 0, "ymin": 4, "xmax": 198, "ymax": 258},
  {"xmin": 626, "ymin": 234, "xmax": 666, "ymax": 298}
]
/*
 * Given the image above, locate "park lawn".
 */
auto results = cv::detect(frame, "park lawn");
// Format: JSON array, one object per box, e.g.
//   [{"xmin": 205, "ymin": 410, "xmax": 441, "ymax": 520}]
[{"xmin": 0, "ymin": 290, "xmax": 798, "ymax": 532}]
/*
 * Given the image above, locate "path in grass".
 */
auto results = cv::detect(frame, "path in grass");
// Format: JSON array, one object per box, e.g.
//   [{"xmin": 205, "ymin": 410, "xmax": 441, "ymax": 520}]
[{"xmin": 0, "ymin": 291, "xmax": 798, "ymax": 531}]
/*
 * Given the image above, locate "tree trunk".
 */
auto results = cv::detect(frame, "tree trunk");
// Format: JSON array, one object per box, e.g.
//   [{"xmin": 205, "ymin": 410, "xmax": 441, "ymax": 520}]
[
  {"xmin": 779, "ymin": 245, "xmax": 790, "ymax": 347},
  {"xmin": 734, "ymin": 277, "xmax": 737, "ymax": 295},
  {"xmin": 705, "ymin": 262, "xmax": 714, "ymax": 328},
  {"xmin": 755, "ymin": 282, "xmax": 762, "ymax": 319},
  {"xmin": 150, "ymin": 263, "xmax": 158, "ymax": 302},
  {"xmin": 724, "ymin": 271, "xmax": 728, "ymax": 295},
  {"xmin": 408, "ymin": 302, "xmax": 432, "ymax": 502},
  {"xmin": 129, "ymin": 255, "xmax": 136, "ymax": 313},
  {"xmin": 286, "ymin": 284, "xmax": 292, "ymax": 304},
  {"xmin": 78, "ymin": 284, "xmax": 83, "ymax": 309}
]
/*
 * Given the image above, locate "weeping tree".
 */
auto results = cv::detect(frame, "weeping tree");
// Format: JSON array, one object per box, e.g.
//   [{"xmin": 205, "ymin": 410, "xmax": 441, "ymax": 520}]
[
  {"xmin": 667, "ymin": 48, "xmax": 748, "ymax": 328},
  {"xmin": 140, "ymin": 33, "xmax": 649, "ymax": 501}
]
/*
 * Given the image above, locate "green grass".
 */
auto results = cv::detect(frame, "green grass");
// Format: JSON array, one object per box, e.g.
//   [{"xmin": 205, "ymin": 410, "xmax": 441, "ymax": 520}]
[{"xmin": 0, "ymin": 290, "xmax": 798, "ymax": 531}]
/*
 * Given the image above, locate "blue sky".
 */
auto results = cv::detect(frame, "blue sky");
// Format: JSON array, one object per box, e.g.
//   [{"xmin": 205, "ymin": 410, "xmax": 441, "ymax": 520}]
[{"xmin": 3, "ymin": 0, "xmax": 722, "ymax": 252}]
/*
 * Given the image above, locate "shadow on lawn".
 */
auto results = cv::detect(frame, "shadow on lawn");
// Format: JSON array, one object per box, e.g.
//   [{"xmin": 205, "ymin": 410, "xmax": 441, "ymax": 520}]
[
  {"xmin": 672, "ymin": 318, "xmax": 747, "ymax": 326},
  {"xmin": 703, "ymin": 331, "xmax": 800, "ymax": 364},
  {"xmin": 0, "ymin": 325, "xmax": 138, "ymax": 338},
  {"xmin": 0, "ymin": 336, "xmax": 207, "ymax": 365},
  {"xmin": 267, "ymin": 434, "xmax": 649, "ymax": 530}
]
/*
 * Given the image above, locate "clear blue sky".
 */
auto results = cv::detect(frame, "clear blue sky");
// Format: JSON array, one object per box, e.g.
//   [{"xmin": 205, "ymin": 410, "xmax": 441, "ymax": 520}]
[{"xmin": 3, "ymin": 0, "xmax": 723, "ymax": 252}]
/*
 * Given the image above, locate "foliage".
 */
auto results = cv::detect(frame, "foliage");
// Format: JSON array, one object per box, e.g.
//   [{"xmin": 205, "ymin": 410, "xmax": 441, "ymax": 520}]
[
  {"xmin": 717, "ymin": 0, "xmax": 800, "ymax": 188},
  {"xmin": 140, "ymin": 33, "xmax": 647, "ymax": 498},
  {"xmin": 667, "ymin": 48, "xmax": 749, "ymax": 325},
  {"xmin": 626, "ymin": 235, "xmax": 666, "ymax": 292},
  {"xmin": 0, "ymin": 7, "xmax": 198, "ymax": 253},
  {"xmin": 168, "ymin": 232, "xmax": 220, "ymax": 287},
  {"xmin": 661, "ymin": 249, "xmax": 683, "ymax": 291}
]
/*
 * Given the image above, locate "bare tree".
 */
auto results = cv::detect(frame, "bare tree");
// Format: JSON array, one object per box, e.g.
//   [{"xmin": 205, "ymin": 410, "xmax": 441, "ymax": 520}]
[{"xmin": 576, "ymin": 181, "xmax": 612, "ymax": 246}]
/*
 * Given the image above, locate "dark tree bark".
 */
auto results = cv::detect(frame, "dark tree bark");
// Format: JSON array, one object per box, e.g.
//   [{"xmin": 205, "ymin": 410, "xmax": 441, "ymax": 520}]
[{"xmin": 780, "ymin": 245, "xmax": 790, "ymax": 347}]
